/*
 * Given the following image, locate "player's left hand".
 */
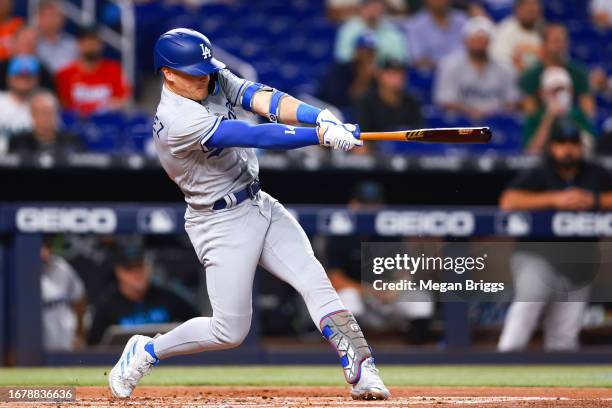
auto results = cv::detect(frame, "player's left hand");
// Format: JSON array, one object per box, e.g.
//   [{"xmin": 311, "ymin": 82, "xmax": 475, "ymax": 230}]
[{"xmin": 316, "ymin": 108, "xmax": 343, "ymax": 127}]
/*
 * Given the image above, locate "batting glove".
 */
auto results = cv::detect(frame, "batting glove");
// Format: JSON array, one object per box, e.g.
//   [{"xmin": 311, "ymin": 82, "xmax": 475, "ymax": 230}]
[
  {"xmin": 316, "ymin": 108, "xmax": 343, "ymax": 127},
  {"xmin": 318, "ymin": 123, "xmax": 363, "ymax": 152}
]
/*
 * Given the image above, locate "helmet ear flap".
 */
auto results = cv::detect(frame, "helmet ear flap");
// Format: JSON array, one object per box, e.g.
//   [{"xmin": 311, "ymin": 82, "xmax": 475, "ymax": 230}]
[{"xmin": 208, "ymin": 72, "xmax": 220, "ymax": 96}]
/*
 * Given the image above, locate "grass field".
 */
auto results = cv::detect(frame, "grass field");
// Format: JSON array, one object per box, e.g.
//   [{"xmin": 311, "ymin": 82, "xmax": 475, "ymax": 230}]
[{"xmin": 0, "ymin": 365, "xmax": 611, "ymax": 388}]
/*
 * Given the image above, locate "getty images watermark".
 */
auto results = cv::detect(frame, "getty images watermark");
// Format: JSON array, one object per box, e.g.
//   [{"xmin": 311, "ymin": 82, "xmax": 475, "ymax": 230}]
[
  {"xmin": 371, "ymin": 252, "xmax": 505, "ymax": 294},
  {"xmin": 361, "ymin": 242, "xmax": 612, "ymax": 302}
]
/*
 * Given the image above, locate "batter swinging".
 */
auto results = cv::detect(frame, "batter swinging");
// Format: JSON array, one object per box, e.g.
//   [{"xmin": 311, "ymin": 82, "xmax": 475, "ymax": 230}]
[{"xmin": 109, "ymin": 28, "xmax": 389, "ymax": 401}]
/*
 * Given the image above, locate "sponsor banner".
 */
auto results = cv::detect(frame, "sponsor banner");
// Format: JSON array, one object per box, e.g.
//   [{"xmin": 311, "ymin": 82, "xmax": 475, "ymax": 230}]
[
  {"xmin": 3, "ymin": 205, "xmax": 612, "ymax": 237},
  {"xmin": 16, "ymin": 207, "xmax": 117, "ymax": 233}
]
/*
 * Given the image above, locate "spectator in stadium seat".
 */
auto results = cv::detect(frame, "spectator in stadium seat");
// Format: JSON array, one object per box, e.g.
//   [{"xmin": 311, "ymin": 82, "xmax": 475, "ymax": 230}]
[
  {"xmin": 9, "ymin": 90, "xmax": 83, "ymax": 155},
  {"xmin": 354, "ymin": 58, "xmax": 423, "ymax": 136},
  {"xmin": 334, "ymin": 0, "xmax": 407, "ymax": 64},
  {"xmin": 317, "ymin": 32, "xmax": 377, "ymax": 111},
  {"xmin": 56, "ymin": 26, "xmax": 130, "ymax": 116},
  {"xmin": 0, "ymin": 27, "xmax": 55, "ymax": 91},
  {"xmin": 0, "ymin": 0, "xmax": 23, "ymax": 61},
  {"xmin": 498, "ymin": 119, "xmax": 612, "ymax": 352},
  {"xmin": 402, "ymin": 0, "xmax": 467, "ymax": 70},
  {"xmin": 519, "ymin": 24, "xmax": 595, "ymax": 119},
  {"xmin": 41, "ymin": 236, "xmax": 87, "ymax": 351},
  {"xmin": 36, "ymin": 0, "xmax": 78, "ymax": 73},
  {"xmin": 87, "ymin": 241, "xmax": 197, "ymax": 345},
  {"xmin": 0, "ymin": 55, "xmax": 39, "ymax": 154},
  {"xmin": 523, "ymin": 66, "xmax": 596, "ymax": 154},
  {"xmin": 490, "ymin": 0, "xmax": 543, "ymax": 73},
  {"xmin": 434, "ymin": 16, "xmax": 519, "ymax": 121},
  {"xmin": 591, "ymin": 0, "xmax": 612, "ymax": 29}
]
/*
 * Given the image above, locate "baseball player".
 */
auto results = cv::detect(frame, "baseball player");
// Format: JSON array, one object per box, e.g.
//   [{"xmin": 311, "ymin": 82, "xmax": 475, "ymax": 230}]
[{"xmin": 108, "ymin": 28, "xmax": 389, "ymax": 400}]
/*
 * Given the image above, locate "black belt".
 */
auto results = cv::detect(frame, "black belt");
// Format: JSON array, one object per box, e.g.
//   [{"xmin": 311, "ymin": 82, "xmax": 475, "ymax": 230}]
[{"xmin": 212, "ymin": 179, "xmax": 261, "ymax": 210}]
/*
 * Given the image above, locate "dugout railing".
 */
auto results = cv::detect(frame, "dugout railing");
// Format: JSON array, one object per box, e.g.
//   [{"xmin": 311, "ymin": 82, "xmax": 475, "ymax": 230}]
[{"xmin": 2, "ymin": 203, "xmax": 612, "ymax": 366}]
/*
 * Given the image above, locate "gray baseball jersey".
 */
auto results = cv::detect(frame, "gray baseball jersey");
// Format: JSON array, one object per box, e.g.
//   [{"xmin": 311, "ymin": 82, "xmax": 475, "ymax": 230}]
[{"xmin": 153, "ymin": 69, "xmax": 258, "ymax": 209}]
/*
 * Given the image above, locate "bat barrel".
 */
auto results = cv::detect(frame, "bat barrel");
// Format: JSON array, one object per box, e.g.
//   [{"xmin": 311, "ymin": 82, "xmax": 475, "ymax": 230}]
[{"xmin": 360, "ymin": 127, "xmax": 492, "ymax": 144}]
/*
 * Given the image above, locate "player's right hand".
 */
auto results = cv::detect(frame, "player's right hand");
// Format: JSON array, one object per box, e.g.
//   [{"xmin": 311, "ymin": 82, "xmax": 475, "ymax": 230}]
[{"xmin": 317, "ymin": 122, "xmax": 363, "ymax": 152}]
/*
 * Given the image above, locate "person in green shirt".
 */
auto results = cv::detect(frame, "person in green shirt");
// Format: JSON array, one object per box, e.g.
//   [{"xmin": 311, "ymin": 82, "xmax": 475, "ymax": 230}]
[
  {"xmin": 334, "ymin": 0, "xmax": 407, "ymax": 64},
  {"xmin": 519, "ymin": 24, "xmax": 595, "ymax": 119},
  {"xmin": 523, "ymin": 66, "xmax": 596, "ymax": 153}
]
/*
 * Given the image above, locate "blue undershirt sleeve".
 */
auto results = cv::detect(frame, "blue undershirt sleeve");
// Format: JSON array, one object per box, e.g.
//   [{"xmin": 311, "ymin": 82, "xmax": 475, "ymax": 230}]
[{"xmin": 204, "ymin": 119, "xmax": 319, "ymax": 150}]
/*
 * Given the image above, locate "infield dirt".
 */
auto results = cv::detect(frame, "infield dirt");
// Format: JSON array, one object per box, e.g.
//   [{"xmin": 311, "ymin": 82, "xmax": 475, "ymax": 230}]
[{"xmin": 1, "ymin": 386, "xmax": 611, "ymax": 407}]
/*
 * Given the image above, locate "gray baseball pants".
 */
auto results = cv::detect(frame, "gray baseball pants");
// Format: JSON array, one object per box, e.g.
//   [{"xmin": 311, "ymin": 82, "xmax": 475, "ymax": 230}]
[{"xmin": 152, "ymin": 191, "xmax": 345, "ymax": 358}]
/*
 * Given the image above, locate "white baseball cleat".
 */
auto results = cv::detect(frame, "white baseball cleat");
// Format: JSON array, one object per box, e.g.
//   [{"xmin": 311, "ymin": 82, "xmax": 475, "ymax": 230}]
[
  {"xmin": 108, "ymin": 335, "xmax": 158, "ymax": 398},
  {"xmin": 350, "ymin": 357, "xmax": 390, "ymax": 400}
]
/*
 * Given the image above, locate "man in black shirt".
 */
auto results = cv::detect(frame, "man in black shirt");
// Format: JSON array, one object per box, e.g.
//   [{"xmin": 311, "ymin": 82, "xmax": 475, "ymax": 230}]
[
  {"xmin": 9, "ymin": 90, "xmax": 82, "ymax": 155},
  {"xmin": 88, "ymin": 243, "xmax": 198, "ymax": 345},
  {"xmin": 317, "ymin": 33, "xmax": 377, "ymax": 113},
  {"xmin": 498, "ymin": 119, "xmax": 612, "ymax": 351},
  {"xmin": 354, "ymin": 58, "xmax": 423, "ymax": 153}
]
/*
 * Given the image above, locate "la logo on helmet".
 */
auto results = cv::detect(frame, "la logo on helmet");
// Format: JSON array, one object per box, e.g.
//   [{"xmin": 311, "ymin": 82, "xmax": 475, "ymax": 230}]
[{"xmin": 200, "ymin": 44, "xmax": 212, "ymax": 59}]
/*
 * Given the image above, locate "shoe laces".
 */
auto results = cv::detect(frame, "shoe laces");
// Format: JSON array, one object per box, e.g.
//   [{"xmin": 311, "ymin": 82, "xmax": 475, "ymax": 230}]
[
  {"xmin": 123, "ymin": 354, "xmax": 154, "ymax": 387},
  {"xmin": 362, "ymin": 357, "xmax": 379, "ymax": 375}
]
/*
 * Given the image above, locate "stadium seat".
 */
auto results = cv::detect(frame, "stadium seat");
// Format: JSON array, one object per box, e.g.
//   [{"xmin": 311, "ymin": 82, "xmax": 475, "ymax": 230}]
[
  {"xmin": 123, "ymin": 112, "xmax": 153, "ymax": 153},
  {"xmin": 407, "ymin": 68, "xmax": 434, "ymax": 105},
  {"xmin": 75, "ymin": 112, "xmax": 125, "ymax": 153}
]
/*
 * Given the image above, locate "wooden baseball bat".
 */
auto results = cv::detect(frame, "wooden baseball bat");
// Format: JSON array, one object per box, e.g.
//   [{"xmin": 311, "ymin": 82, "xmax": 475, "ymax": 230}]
[{"xmin": 360, "ymin": 127, "xmax": 492, "ymax": 144}]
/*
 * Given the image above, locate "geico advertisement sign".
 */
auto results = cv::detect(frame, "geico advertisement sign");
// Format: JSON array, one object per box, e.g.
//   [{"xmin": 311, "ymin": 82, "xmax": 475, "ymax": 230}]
[
  {"xmin": 16, "ymin": 207, "xmax": 117, "ymax": 233},
  {"xmin": 553, "ymin": 212, "xmax": 612, "ymax": 236},
  {"xmin": 375, "ymin": 211, "xmax": 474, "ymax": 236}
]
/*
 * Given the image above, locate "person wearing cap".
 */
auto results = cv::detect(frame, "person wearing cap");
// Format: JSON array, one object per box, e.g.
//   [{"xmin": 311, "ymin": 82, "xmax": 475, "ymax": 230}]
[
  {"xmin": 490, "ymin": 0, "xmax": 543, "ymax": 72},
  {"xmin": 0, "ymin": 26, "xmax": 56, "ymax": 91},
  {"xmin": 87, "ymin": 243, "xmax": 198, "ymax": 345},
  {"xmin": 354, "ymin": 58, "xmax": 423, "ymax": 149},
  {"xmin": 317, "ymin": 32, "xmax": 377, "ymax": 110},
  {"xmin": 523, "ymin": 66, "xmax": 596, "ymax": 153},
  {"xmin": 0, "ymin": 54, "xmax": 39, "ymax": 153},
  {"xmin": 402, "ymin": 0, "xmax": 467, "ymax": 70},
  {"xmin": 498, "ymin": 118, "xmax": 612, "ymax": 351},
  {"xmin": 519, "ymin": 24, "xmax": 595, "ymax": 118},
  {"xmin": 55, "ymin": 26, "xmax": 130, "ymax": 116},
  {"xmin": 334, "ymin": 0, "xmax": 407, "ymax": 65},
  {"xmin": 434, "ymin": 16, "xmax": 519, "ymax": 121}
]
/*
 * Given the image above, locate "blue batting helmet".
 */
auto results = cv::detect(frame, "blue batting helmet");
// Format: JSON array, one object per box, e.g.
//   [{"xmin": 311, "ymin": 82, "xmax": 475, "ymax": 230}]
[{"xmin": 154, "ymin": 28, "xmax": 225, "ymax": 75}]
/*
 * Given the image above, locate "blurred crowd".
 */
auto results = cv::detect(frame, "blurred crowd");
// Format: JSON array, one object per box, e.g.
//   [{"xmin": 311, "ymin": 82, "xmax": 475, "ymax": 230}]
[
  {"xmin": 0, "ymin": 0, "xmax": 129, "ymax": 155},
  {"xmin": 319, "ymin": 0, "xmax": 611, "ymax": 155},
  {"xmin": 0, "ymin": 0, "xmax": 611, "ymax": 158}
]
